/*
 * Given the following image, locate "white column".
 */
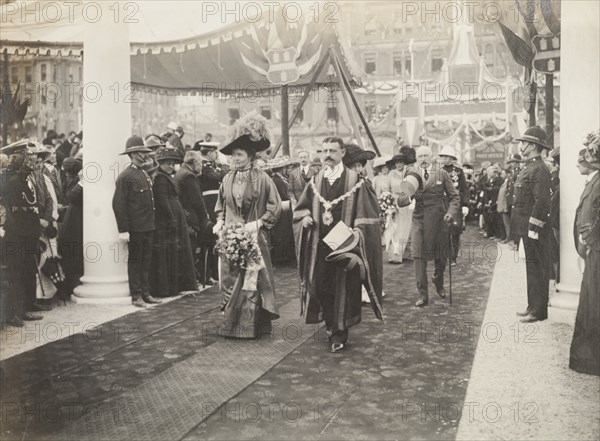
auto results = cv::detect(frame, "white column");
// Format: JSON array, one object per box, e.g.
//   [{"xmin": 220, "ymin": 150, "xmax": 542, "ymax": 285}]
[
  {"xmin": 73, "ymin": 1, "xmax": 131, "ymax": 304},
  {"xmin": 552, "ymin": 1, "xmax": 600, "ymax": 310}
]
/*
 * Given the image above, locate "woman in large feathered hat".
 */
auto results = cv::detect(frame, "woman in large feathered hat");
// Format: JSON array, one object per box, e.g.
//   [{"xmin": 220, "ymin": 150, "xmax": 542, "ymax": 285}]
[{"xmin": 214, "ymin": 111, "xmax": 282, "ymax": 339}]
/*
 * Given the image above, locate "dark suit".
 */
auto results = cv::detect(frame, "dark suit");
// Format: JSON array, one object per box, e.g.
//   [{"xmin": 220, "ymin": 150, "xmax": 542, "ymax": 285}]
[
  {"xmin": 288, "ymin": 165, "xmax": 314, "ymax": 203},
  {"xmin": 443, "ymin": 163, "xmax": 469, "ymax": 262},
  {"xmin": 112, "ymin": 164, "xmax": 155, "ymax": 301},
  {"xmin": 511, "ymin": 156, "xmax": 551, "ymax": 319},
  {"xmin": 411, "ymin": 165, "xmax": 460, "ymax": 302}
]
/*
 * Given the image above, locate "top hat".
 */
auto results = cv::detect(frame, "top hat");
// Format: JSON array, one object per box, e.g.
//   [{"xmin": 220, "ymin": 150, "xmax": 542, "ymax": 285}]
[
  {"xmin": 193, "ymin": 141, "xmax": 221, "ymax": 151},
  {"xmin": 515, "ymin": 126, "xmax": 551, "ymax": 150},
  {"xmin": 155, "ymin": 147, "xmax": 183, "ymax": 163},
  {"xmin": 342, "ymin": 144, "xmax": 376, "ymax": 167},
  {"xmin": 507, "ymin": 153, "xmax": 523, "ymax": 163},
  {"xmin": 438, "ymin": 145, "xmax": 458, "ymax": 159},
  {"xmin": 120, "ymin": 136, "xmax": 153, "ymax": 155},
  {"xmin": 220, "ymin": 112, "xmax": 271, "ymax": 156}
]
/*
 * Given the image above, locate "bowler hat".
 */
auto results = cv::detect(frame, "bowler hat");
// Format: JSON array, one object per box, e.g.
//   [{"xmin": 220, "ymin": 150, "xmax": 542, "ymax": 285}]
[
  {"xmin": 120, "ymin": 136, "xmax": 152, "ymax": 155},
  {"xmin": 342, "ymin": 144, "xmax": 376, "ymax": 167},
  {"xmin": 515, "ymin": 126, "xmax": 550, "ymax": 150}
]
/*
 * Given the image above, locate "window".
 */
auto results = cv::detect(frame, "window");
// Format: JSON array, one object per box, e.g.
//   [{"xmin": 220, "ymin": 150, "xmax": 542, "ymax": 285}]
[
  {"xmin": 228, "ymin": 108, "xmax": 240, "ymax": 125},
  {"xmin": 25, "ymin": 66, "xmax": 32, "ymax": 83},
  {"xmin": 405, "ymin": 59, "xmax": 412, "ymax": 76},
  {"xmin": 79, "ymin": 66, "xmax": 82, "ymax": 82},
  {"xmin": 431, "ymin": 57, "xmax": 444, "ymax": 73},
  {"xmin": 364, "ymin": 53, "xmax": 376, "ymax": 75},
  {"xmin": 260, "ymin": 106, "xmax": 271, "ymax": 120},
  {"xmin": 11, "ymin": 67, "xmax": 18, "ymax": 83},
  {"xmin": 41, "ymin": 64, "xmax": 47, "ymax": 82},
  {"xmin": 327, "ymin": 106, "xmax": 339, "ymax": 122},
  {"xmin": 393, "ymin": 52, "xmax": 402, "ymax": 75}
]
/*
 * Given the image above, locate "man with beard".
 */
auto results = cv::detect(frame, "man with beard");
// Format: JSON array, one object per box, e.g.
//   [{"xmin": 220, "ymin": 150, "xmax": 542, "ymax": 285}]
[
  {"xmin": 293, "ymin": 137, "xmax": 383, "ymax": 353},
  {"xmin": 112, "ymin": 136, "xmax": 160, "ymax": 307}
]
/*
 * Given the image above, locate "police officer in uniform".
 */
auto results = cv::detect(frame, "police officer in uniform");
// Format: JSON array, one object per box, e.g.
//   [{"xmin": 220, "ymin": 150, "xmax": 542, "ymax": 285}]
[
  {"xmin": 112, "ymin": 136, "xmax": 161, "ymax": 307},
  {"xmin": 438, "ymin": 145, "xmax": 469, "ymax": 265},
  {"xmin": 195, "ymin": 141, "xmax": 226, "ymax": 284},
  {"xmin": 512, "ymin": 127, "xmax": 552, "ymax": 323},
  {"xmin": 0, "ymin": 141, "xmax": 45, "ymax": 324}
]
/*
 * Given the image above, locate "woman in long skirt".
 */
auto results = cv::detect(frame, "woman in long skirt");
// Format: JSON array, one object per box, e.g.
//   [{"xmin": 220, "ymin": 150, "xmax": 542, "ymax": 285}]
[
  {"xmin": 214, "ymin": 113, "xmax": 282, "ymax": 339},
  {"xmin": 384, "ymin": 147, "xmax": 418, "ymax": 263},
  {"xmin": 570, "ymin": 135, "xmax": 600, "ymax": 376},
  {"xmin": 150, "ymin": 147, "xmax": 197, "ymax": 298}
]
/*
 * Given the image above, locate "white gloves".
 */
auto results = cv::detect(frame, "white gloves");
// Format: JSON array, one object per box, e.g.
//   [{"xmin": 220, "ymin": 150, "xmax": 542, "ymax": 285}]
[
  {"xmin": 302, "ymin": 216, "xmax": 314, "ymax": 229},
  {"xmin": 528, "ymin": 230, "xmax": 539, "ymax": 240},
  {"xmin": 212, "ymin": 220, "xmax": 223, "ymax": 235},
  {"xmin": 118, "ymin": 232, "xmax": 130, "ymax": 242},
  {"xmin": 462, "ymin": 207, "xmax": 469, "ymax": 217},
  {"xmin": 0, "ymin": 227, "xmax": 4, "ymax": 238},
  {"xmin": 40, "ymin": 219, "xmax": 49, "ymax": 228},
  {"xmin": 244, "ymin": 220, "xmax": 262, "ymax": 233}
]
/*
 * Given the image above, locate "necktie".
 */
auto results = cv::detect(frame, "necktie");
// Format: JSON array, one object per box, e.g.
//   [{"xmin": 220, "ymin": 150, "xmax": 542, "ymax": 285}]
[{"xmin": 424, "ymin": 168, "xmax": 429, "ymax": 181}]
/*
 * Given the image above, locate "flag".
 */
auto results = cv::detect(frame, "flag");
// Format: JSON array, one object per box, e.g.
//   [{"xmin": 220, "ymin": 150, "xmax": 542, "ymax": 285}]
[
  {"xmin": 498, "ymin": 21, "xmax": 534, "ymax": 67},
  {"xmin": 540, "ymin": 0, "xmax": 561, "ymax": 34}
]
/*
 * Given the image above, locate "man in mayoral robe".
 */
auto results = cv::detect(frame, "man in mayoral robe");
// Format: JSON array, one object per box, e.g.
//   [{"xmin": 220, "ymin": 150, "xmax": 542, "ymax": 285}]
[{"xmin": 293, "ymin": 137, "xmax": 383, "ymax": 353}]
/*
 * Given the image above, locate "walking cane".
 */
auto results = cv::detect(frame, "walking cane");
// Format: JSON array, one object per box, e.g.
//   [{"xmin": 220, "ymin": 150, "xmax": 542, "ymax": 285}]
[{"xmin": 448, "ymin": 222, "xmax": 455, "ymax": 306}]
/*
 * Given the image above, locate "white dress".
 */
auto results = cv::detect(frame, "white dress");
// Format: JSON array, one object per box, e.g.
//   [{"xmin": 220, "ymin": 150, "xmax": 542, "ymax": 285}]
[{"xmin": 383, "ymin": 169, "xmax": 414, "ymax": 262}]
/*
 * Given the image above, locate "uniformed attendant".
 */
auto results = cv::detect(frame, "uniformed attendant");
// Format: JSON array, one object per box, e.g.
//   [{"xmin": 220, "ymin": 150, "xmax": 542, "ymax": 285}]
[
  {"xmin": 112, "ymin": 136, "xmax": 160, "ymax": 307},
  {"xmin": 512, "ymin": 126, "xmax": 552, "ymax": 323},
  {"xmin": 0, "ymin": 141, "xmax": 44, "ymax": 324},
  {"xmin": 504, "ymin": 153, "xmax": 523, "ymax": 246},
  {"xmin": 195, "ymin": 141, "xmax": 225, "ymax": 284},
  {"xmin": 438, "ymin": 145, "xmax": 469, "ymax": 265}
]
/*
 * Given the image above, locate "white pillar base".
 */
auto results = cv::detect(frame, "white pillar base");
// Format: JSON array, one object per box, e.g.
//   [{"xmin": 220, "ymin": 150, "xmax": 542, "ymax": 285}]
[
  {"xmin": 72, "ymin": 275, "xmax": 131, "ymax": 304},
  {"xmin": 549, "ymin": 283, "xmax": 580, "ymax": 311}
]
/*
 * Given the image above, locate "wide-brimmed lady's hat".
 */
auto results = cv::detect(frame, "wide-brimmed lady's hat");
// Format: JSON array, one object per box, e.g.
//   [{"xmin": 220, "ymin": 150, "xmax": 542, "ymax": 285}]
[
  {"xmin": 220, "ymin": 111, "xmax": 271, "ymax": 156},
  {"xmin": 120, "ymin": 136, "xmax": 152, "ymax": 155},
  {"xmin": 343, "ymin": 144, "xmax": 376, "ymax": 167},
  {"xmin": 155, "ymin": 147, "xmax": 183, "ymax": 163},
  {"xmin": 373, "ymin": 156, "xmax": 391, "ymax": 171},
  {"xmin": 515, "ymin": 126, "xmax": 551, "ymax": 150},
  {"xmin": 386, "ymin": 146, "xmax": 417, "ymax": 167}
]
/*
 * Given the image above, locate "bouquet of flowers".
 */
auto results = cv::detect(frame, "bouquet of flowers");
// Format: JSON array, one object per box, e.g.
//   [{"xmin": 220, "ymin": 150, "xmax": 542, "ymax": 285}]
[
  {"xmin": 214, "ymin": 222, "xmax": 265, "ymax": 290},
  {"xmin": 378, "ymin": 191, "xmax": 398, "ymax": 231}
]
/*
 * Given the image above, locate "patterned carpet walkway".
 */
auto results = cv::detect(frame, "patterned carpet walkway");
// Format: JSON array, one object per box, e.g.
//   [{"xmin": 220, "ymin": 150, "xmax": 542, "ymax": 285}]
[{"xmin": 0, "ymin": 227, "xmax": 497, "ymax": 440}]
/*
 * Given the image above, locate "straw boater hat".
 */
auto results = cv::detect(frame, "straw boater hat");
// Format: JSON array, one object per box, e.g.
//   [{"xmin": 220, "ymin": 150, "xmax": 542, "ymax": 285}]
[
  {"xmin": 120, "ymin": 136, "xmax": 152, "ymax": 155},
  {"xmin": 515, "ymin": 126, "xmax": 551, "ymax": 150},
  {"xmin": 438, "ymin": 145, "xmax": 458, "ymax": 159},
  {"xmin": 342, "ymin": 144, "xmax": 376, "ymax": 167},
  {"xmin": 155, "ymin": 147, "xmax": 183, "ymax": 163},
  {"xmin": 220, "ymin": 112, "xmax": 271, "ymax": 156},
  {"xmin": 264, "ymin": 156, "xmax": 297, "ymax": 171}
]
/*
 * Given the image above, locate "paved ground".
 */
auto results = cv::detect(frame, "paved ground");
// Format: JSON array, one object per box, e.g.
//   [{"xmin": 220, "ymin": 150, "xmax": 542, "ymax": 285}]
[{"xmin": 0, "ymin": 226, "xmax": 596, "ymax": 440}]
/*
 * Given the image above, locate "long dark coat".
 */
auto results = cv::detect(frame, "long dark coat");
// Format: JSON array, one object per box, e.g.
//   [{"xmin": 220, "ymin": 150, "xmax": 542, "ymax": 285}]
[
  {"xmin": 150, "ymin": 169, "xmax": 196, "ymax": 297},
  {"xmin": 411, "ymin": 167, "xmax": 461, "ymax": 261}
]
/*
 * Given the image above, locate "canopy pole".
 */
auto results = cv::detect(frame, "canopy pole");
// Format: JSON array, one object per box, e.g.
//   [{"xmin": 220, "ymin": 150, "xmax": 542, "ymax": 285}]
[
  {"xmin": 2, "ymin": 50, "xmax": 8, "ymax": 146},
  {"xmin": 329, "ymin": 48, "xmax": 363, "ymax": 149},
  {"xmin": 270, "ymin": 50, "xmax": 332, "ymax": 158},
  {"xmin": 545, "ymin": 73, "xmax": 554, "ymax": 148},
  {"xmin": 281, "ymin": 85, "xmax": 290, "ymax": 157},
  {"xmin": 333, "ymin": 52, "xmax": 381, "ymax": 157}
]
